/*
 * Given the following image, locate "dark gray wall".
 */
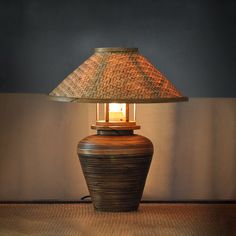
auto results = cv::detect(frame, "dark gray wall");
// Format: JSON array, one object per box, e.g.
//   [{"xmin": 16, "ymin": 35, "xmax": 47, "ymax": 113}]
[{"xmin": 1, "ymin": 0, "xmax": 236, "ymax": 96}]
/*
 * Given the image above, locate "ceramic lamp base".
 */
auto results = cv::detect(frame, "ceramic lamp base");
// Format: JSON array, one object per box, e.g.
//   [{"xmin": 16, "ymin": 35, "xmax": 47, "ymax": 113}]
[{"xmin": 77, "ymin": 130, "xmax": 153, "ymax": 212}]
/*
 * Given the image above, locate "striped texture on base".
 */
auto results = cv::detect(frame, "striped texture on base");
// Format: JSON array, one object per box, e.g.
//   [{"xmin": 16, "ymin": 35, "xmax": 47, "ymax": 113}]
[{"xmin": 78, "ymin": 133, "xmax": 153, "ymax": 212}]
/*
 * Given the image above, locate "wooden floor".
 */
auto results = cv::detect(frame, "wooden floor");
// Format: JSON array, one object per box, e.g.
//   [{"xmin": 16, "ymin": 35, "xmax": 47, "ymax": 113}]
[{"xmin": 0, "ymin": 203, "xmax": 235, "ymax": 235}]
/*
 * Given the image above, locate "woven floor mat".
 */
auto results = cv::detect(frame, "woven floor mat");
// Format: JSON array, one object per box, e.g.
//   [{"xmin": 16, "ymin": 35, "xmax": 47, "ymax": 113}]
[{"xmin": 0, "ymin": 203, "xmax": 235, "ymax": 236}]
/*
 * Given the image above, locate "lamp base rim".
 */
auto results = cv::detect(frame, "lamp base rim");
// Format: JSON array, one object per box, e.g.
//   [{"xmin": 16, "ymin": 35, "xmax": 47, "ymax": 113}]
[{"xmin": 91, "ymin": 125, "xmax": 141, "ymax": 130}]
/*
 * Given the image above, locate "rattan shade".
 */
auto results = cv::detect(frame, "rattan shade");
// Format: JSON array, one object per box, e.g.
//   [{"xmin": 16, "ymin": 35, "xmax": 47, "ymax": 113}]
[{"xmin": 50, "ymin": 48, "xmax": 188, "ymax": 103}]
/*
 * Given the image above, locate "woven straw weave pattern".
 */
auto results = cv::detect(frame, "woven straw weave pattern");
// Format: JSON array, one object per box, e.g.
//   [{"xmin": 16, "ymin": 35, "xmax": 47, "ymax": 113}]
[
  {"xmin": 0, "ymin": 203, "xmax": 235, "ymax": 235},
  {"xmin": 50, "ymin": 49, "xmax": 187, "ymax": 103}
]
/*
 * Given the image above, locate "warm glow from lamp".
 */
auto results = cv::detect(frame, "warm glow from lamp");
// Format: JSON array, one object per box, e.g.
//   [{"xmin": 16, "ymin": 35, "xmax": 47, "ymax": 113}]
[
  {"xmin": 95, "ymin": 103, "xmax": 136, "ymax": 128},
  {"xmin": 109, "ymin": 103, "xmax": 126, "ymax": 122}
]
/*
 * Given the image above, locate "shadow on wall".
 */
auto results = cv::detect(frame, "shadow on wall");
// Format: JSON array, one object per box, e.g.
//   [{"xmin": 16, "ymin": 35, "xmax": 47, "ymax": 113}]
[
  {"xmin": 139, "ymin": 99, "xmax": 236, "ymax": 200},
  {"xmin": 0, "ymin": 94, "xmax": 235, "ymax": 201},
  {"xmin": 0, "ymin": 94, "xmax": 89, "ymax": 201}
]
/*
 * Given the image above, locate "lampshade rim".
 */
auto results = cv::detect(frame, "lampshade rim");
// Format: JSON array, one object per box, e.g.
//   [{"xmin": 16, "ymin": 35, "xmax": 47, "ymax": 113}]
[
  {"xmin": 48, "ymin": 95, "xmax": 189, "ymax": 103},
  {"xmin": 95, "ymin": 48, "xmax": 138, "ymax": 53}
]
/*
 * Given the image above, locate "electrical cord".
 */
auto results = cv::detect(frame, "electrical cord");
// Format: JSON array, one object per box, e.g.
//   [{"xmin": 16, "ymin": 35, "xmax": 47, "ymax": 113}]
[{"xmin": 80, "ymin": 195, "xmax": 91, "ymax": 201}]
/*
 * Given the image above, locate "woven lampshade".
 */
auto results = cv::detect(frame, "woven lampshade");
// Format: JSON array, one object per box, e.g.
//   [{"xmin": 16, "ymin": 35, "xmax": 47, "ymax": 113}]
[{"xmin": 50, "ymin": 48, "xmax": 188, "ymax": 103}]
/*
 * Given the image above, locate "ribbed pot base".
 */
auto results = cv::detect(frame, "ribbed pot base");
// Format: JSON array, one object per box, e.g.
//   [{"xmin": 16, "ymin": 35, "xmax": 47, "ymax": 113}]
[{"xmin": 77, "ymin": 132, "xmax": 153, "ymax": 212}]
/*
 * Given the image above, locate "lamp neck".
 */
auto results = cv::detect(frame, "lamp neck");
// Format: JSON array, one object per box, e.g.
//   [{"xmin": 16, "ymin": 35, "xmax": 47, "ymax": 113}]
[{"xmin": 97, "ymin": 130, "xmax": 134, "ymax": 136}]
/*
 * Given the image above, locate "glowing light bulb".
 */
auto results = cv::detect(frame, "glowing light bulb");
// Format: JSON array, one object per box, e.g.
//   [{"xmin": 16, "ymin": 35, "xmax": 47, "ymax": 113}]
[{"xmin": 109, "ymin": 103, "xmax": 126, "ymax": 122}]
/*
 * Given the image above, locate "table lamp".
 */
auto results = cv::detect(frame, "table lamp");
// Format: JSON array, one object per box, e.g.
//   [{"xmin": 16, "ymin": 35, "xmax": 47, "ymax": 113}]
[{"xmin": 50, "ymin": 47, "xmax": 188, "ymax": 212}]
